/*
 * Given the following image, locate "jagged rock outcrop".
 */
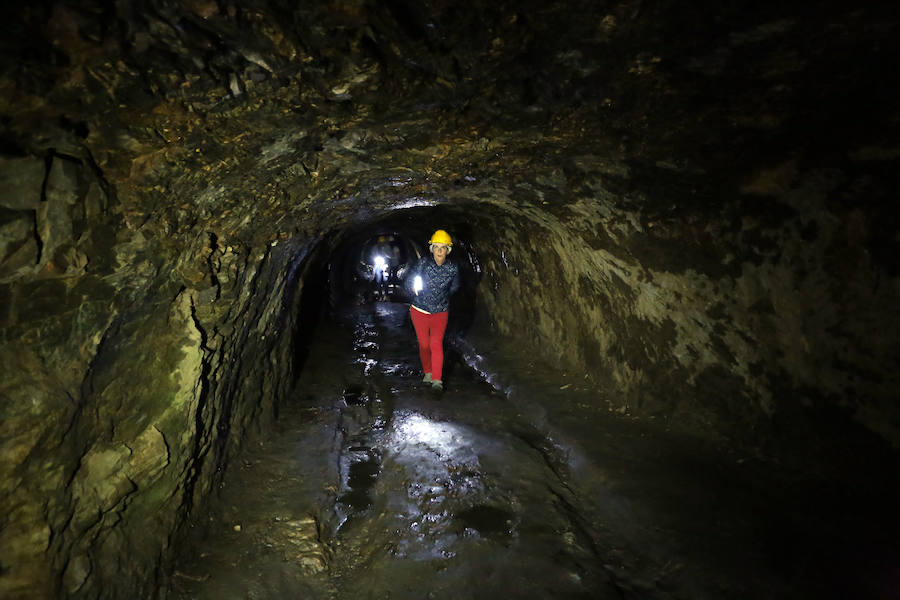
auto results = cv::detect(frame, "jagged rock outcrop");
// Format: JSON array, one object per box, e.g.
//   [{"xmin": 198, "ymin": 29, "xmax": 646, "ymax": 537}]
[{"xmin": 1, "ymin": 1, "xmax": 898, "ymax": 597}]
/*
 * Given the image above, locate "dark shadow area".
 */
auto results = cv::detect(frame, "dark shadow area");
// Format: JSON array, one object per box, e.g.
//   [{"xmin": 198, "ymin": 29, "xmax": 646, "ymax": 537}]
[
  {"xmin": 328, "ymin": 229, "xmax": 422, "ymax": 306},
  {"xmin": 290, "ymin": 240, "xmax": 332, "ymax": 387}
]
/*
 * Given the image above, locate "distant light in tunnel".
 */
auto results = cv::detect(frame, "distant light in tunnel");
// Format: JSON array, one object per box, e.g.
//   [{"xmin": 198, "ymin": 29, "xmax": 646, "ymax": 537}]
[{"xmin": 373, "ymin": 255, "xmax": 387, "ymax": 273}]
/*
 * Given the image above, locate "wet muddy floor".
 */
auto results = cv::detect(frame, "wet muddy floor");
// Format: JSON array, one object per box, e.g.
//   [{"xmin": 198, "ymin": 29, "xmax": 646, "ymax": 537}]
[{"xmin": 170, "ymin": 302, "xmax": 900, "ymax": 599}]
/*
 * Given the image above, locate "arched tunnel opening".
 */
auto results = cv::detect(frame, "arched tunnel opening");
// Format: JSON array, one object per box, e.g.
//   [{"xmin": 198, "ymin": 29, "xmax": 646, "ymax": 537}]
[
  {"xmin": 326, "ymin": 208, "xmax": 482, "ymax": 328},
  {"xmin": 290, "ymin": 206, "xmax": 487, "ymax": 387},
  {"xmin": 2, "ymin": 1, "xmax": 900, "ymax": 599}
]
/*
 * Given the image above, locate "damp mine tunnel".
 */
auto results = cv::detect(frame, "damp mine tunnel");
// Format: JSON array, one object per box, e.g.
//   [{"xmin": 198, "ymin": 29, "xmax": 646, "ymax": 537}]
[{"xmin": 2, "ymin": 1, "xmax": 900, "ymax": 599}]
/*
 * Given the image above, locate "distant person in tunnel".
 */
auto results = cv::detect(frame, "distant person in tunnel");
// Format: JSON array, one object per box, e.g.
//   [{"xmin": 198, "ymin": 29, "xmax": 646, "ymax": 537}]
[
  {"xmin": 372, "ymin": 235, "xmax": 393, "ymax": 301},
  {"xmin": 406, "ymin": 229, "xmax": 460, "ymax": 393}
]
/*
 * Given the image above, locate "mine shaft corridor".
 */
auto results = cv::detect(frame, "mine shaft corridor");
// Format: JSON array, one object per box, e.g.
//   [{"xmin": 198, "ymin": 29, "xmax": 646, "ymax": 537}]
[
  {"xmin": 3, "ymin": 1, "xmax": 899, "ymax": 598},
  {"xmin": 168, "ymin": 299, "xmax": 899, "ymax": 600}
]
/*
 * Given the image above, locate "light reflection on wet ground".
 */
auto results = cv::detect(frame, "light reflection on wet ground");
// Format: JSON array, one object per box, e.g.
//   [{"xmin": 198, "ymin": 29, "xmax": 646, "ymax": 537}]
[{"xmin": 170, "ymin": 302, "xmax": 900, "ymax": 600}]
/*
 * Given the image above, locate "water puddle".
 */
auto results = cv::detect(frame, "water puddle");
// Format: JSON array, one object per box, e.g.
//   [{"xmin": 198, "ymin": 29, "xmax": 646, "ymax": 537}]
[
  {"xmin": 341, "ymin": 385, "xmax": 367, "ymax": 406},
  {"xmin": 454, "ymin": 504, "xmax": 515, "ymax": 538},
  {"xmin": 338, "ymin": 448, "xmax": 380, "ymax": 511}
]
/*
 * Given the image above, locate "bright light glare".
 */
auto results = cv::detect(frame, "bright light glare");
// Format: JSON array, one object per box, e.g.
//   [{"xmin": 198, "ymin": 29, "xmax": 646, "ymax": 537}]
[
  {"xmin": 391, "ymin": 197, "xmax": 435, "ymax": 209},
  {"xmin": 374, "ymin": 255, "xmax": 386, "ymax": 268},
  {"xmin": 413, "ymin": 275, "xmax": 423, "ymax": 293},
  {"xmin": 396, "ymin": 414, "xmax": 461, "ymax": 455}
]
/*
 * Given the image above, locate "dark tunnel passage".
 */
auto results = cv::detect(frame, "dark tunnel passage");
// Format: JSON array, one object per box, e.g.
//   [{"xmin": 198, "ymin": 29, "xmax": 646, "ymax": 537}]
[
  {"xmin": 291, "ymin": 207, "xmax": 486, "ymax": 389},
  {"xmin": 2, "ymin": 1, "xmax": 900, "ymax": 599},
  {"xmin": 325, "ymin": 208, "xmax": 482, "ymax": 328},
  {"xmin": 161, "ymin": 206, "xmax": 900, "ymax": 600}
]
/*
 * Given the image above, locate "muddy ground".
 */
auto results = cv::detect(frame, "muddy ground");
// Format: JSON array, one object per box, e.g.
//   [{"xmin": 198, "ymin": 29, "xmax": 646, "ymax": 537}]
[{"xmin": 169, "ymin": 302, "xmax": 899, "ymax": 600}]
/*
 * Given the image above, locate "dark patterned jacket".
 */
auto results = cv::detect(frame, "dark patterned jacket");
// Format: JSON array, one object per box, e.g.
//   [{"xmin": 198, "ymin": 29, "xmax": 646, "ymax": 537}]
[{"xmin": 405, "ymin": 256, "xmax": 460, "ymax": 313}]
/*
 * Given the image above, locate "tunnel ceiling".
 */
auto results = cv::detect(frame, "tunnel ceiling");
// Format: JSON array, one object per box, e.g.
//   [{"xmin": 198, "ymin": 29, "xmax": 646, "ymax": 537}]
[{"xmin": 2, "ymin": 0, "xmax": 897, "ymax": 252}]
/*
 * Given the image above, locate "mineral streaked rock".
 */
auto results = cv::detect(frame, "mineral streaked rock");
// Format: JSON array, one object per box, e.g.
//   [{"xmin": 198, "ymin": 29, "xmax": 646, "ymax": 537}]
[{"xmin": 0, "ymin": 157, "xmax": 45, "ymax": 210}]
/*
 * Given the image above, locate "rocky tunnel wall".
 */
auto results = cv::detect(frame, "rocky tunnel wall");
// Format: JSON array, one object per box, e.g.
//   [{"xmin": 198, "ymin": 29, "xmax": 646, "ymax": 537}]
[
  {"xmin": 322, "ymin": 192, "xmax": 900, "ymax": 457},
  {"xmin": 1, "ymin": 150, "xmax": 322, "ymax": 598},
  {"xmin": 3, "ymin": 151, "xmax": 898, "ymax": 598},
  {"xmin": 443, "ymin": 178, "xmax": 900, "ymax": 453}
]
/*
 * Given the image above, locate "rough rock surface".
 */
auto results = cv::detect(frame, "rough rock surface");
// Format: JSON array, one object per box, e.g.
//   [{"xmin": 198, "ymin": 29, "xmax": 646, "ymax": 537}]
[{"xmin": 1, "ymin": 1, "xmax": 898, "ymax": 598}]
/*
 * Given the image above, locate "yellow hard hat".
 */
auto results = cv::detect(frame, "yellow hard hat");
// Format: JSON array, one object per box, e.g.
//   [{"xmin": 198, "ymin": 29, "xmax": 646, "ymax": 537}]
[{"xmin": 428, "ymin": 229, "xmax": 452, "ymax": 246}]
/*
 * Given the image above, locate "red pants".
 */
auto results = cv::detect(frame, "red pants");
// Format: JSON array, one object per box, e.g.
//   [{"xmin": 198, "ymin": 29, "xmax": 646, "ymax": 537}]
[{"xmin": 410, "ymin": 307, "xmax": 449, "ymax": 381}]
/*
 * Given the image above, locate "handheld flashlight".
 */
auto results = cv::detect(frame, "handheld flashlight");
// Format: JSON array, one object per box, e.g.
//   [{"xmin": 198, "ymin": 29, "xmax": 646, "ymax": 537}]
[{"xmin": 413, "ymin": 275, "xmax": 423, "ymax": 295}]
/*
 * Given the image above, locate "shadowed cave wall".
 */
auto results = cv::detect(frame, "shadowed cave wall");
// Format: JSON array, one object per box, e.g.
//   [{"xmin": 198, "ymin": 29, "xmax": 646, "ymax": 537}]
[{"xmin": 1, "ymin": 0, "xmax": 899, "ymax": 597}]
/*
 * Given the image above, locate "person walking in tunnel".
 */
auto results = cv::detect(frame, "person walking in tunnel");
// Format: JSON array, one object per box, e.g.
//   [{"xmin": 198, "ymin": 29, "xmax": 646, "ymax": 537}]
[{"xmin": 406, "ymin": 229, "xmax": 460, "ymax": 393}]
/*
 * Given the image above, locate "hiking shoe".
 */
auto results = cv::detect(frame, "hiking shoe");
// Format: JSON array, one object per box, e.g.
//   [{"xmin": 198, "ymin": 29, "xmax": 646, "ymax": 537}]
[
  {"xmin": 422, "ymin": 373, "xmax": 433, "ymax": 384},
  {"xmin": 431, "ymin": 380, "xmax": 443, "ymax": 393}
]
